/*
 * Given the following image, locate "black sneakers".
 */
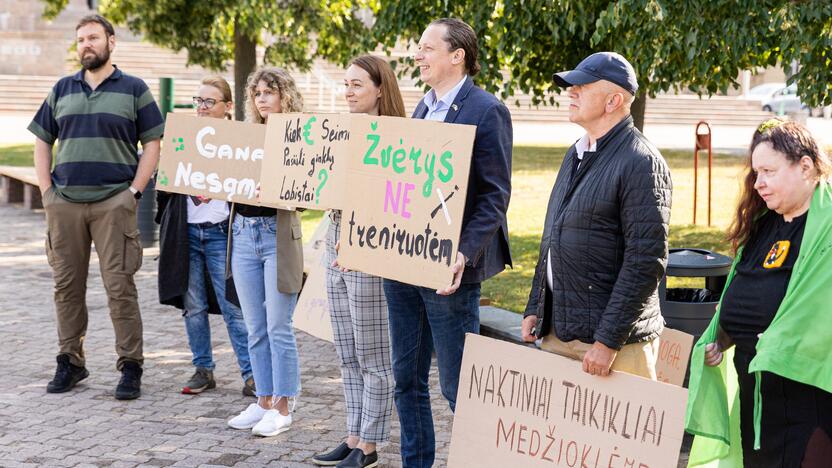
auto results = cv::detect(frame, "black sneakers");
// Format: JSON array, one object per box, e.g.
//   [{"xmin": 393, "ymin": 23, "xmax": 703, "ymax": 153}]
[
  {"xmin": 336, "ymin": 449, "xmax": 378, "ymax": 468},
  {"xmin": 46, "ymin": 354, "xmax": 89, "ymax": 393},
  {"xmin": 312, "ymin": 442, "xmax": 353, "ymax": 466},
  {"xmin": 115, "ymin": 361, "xmax": 142, "ymax": 400},
  {"xmin": 46, "ymin": 355, "xmax": 142, "ymax": 400}
]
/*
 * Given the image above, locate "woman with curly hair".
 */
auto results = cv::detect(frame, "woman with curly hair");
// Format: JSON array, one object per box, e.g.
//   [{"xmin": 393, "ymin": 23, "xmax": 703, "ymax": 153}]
[{"xmin": 226, "ymin": 68, "xmax": 304, "ymax": 438}]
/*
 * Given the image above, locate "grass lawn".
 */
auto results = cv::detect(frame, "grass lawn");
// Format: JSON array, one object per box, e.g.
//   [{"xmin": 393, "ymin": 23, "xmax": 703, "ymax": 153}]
[
  {"xmin": 480, "ymin": 146, "xmax": 744, "ymax": 313},
  {"xmin": 1, "ymin": 143, "xmax": 745, "ymax": 313},
  {"xmin": 0, "ymin": 144, "xmax": 37, "ymax": 167}
]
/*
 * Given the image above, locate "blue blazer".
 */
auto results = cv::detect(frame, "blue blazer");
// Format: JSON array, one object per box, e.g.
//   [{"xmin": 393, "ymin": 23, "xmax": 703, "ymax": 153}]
[{"xmin": 413, "ymin": 76, "xmax": 513, "ymax": 284}]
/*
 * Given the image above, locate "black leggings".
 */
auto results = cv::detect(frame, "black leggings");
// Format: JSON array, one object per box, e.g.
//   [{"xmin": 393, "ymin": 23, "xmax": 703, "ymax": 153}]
[{"xmin": 734, "ymin": 347, "xmax": 832, "ymax": 468}]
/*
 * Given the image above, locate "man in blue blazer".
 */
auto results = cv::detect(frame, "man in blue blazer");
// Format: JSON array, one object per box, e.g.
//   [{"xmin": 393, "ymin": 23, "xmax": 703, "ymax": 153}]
[{"xmin": 382, "ymin": 17, "xmax": 513, "ymax": 468}]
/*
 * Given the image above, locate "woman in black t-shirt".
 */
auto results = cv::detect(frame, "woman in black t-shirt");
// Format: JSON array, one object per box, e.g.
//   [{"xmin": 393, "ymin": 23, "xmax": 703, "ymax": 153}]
[{"xmin": 704, "ymin": 118, "xmax": 832, "ymax": 467}]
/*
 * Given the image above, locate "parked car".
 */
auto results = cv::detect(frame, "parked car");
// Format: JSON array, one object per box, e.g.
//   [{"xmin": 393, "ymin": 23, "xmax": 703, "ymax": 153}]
[
  {"xmin": 761, "ymin": 83, "xmax": 813, "ymax": 115},
  {"xmin": 745, "ymin": 82, "xmax": 786, "ymax": 101}
]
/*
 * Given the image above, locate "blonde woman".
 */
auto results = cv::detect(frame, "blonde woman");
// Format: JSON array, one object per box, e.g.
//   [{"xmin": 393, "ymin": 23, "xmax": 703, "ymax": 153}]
[
  {"xmin": 156, "ymin": 75, "xmax": 253, "ymax": 396},
  {"xmin": 226, "ymin": 68, "xmax": 304, "ymax": 437}
]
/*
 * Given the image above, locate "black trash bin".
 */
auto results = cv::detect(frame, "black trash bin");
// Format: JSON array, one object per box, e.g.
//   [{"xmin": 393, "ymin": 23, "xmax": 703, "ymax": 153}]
[
  {"xmin": 659, "ymin": 248, "xmax": 733, "ymax": 339},
  {"xmin": 136, "ymin": 178, "xmax": 158, "ymax": 248},
  {"xmin": 658, "ymin": 248, "xmax": 732, "ymax": 459}
]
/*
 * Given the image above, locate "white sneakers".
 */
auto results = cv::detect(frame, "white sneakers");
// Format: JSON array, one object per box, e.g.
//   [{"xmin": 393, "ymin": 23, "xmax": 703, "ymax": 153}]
[
  {"xmin": 251, "ymin": 409, "xmax": 292, "ymax": 437},
  {"xmin": 227, "ymin": 402, "xmax": 292, "ymax": 437},
  {"xmin": 227, "ymin": 403, "xmax": 267, "ymax": 430}
]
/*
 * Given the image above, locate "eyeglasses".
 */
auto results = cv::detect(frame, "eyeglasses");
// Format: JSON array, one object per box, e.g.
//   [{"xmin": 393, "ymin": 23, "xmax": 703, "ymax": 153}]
[{"xmin": 192, "ymin": 97, "xmax": 225, "ymax": 109}]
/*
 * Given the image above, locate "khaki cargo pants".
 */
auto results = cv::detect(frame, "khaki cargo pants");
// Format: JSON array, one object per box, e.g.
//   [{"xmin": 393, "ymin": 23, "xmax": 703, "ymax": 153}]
[
  {"xmin": 43, "ymin": 187, "xmax": 144, "ymax": 370},
  {"xmin": 540, "ymin": 334, "xmax": 659, "ymax": 380}
]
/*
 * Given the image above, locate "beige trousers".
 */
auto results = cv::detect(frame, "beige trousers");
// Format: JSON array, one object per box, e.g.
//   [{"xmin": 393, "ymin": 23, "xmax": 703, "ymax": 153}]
[
  {"xmin": 43, "ymin": 187, "xmax": 144, "ymax": 369},
  {"xmin": 540, "ymin": 334, "xmax": 659, "ymax": 380}
]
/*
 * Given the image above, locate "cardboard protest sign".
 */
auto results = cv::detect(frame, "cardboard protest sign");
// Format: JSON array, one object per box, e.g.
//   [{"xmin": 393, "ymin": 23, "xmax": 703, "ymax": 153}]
[
  {"xmin": 156, "ymin": 114, "xmax": 265, "ymax": 204},
  {"xmin": 336, "ymin": 115, "xmax": 476, "ymax": 290},
  {"xmin": 260, "ymin": 114, "xmax": 349, "ymax": 210},
  {"xmin": 293, "ymin": 216, "xmax": 333, "ymax": 342},
  {"xmin": 302, "ymin": 214, "xmax": 332, "ymax": 272},
  {"xmin": 293, "ymin": 246, "xmax": 333, "ymax": 342},
  {"xmin": 448, "ymin": 334, "xmax": 688, "ymax": 468},
  {"xmin": 656, "ymin": 327, "xmax": 694, "ymax": 387}
]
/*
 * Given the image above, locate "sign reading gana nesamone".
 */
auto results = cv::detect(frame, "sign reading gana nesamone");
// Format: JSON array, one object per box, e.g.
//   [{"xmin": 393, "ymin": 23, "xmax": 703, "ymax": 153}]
[
  {"xmin": 448, "ymin": 334, "xmax": 688, "ymax": 468},
  {"xmin": 157, "ymin": 113, "xmax": 264, "ymax": 204}
]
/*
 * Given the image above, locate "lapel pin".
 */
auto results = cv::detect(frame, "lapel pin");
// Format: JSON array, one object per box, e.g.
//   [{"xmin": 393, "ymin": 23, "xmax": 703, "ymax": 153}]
[{"xmin": 451, "ymin": 104, "xmax": 458, "ymax": 112}]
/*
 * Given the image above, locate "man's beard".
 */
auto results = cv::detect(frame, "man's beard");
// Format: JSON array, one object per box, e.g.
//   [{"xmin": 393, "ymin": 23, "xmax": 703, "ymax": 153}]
[{"xmin": 80, "ymin": 47, "xmax": 110, "ymax": 71}]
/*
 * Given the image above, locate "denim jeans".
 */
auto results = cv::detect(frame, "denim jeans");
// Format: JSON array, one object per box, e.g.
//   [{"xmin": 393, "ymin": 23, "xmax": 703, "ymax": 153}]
[
  {"xmin": 383, "ymin": 279, "xmax": 481, "ymax": 468},
  {"xmin": 183, "ymin": 222, "xmax": 252, "ymax": 382},
  {"xmin": 231, "ymin": 215, "xmax": 300, "ymax": 397}
]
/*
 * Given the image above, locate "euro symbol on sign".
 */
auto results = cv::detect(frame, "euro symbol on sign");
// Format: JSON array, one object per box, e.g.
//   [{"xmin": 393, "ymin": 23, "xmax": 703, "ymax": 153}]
[{"xmin": 303, "ymin": 116, "xmax": 317, "ymax": 145}]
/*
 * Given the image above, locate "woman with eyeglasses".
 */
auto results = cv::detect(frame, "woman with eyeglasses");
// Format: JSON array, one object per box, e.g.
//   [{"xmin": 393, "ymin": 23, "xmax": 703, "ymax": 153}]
[
  {"xmin": 156, "ymin": 75, "xmax": 255, "ymax": 397},
  {"xmin": 226, "ymin": 67, "xmax": 304, "ymax": 438}
]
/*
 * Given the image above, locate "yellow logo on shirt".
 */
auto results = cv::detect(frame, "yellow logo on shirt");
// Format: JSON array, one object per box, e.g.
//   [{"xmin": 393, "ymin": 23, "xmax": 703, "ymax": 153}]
[{"xmin": 763, "ymin": 241, "xmax": 790, "ymax": 269}]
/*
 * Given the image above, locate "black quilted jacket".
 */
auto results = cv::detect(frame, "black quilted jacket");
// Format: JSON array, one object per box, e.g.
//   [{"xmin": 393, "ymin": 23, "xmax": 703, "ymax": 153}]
[{"xmin": 523, "ymin": 116, "xmax": 672, "ymax": 349}]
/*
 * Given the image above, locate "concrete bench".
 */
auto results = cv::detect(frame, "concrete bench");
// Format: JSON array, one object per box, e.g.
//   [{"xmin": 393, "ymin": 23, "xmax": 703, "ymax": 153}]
[
  {"xmin": 479, "ymin": 305, "xmax": 534, "ymax": 347},
  {"xmin": 0, "ymin": 165, "xmax": 42, "ymax": 209}
]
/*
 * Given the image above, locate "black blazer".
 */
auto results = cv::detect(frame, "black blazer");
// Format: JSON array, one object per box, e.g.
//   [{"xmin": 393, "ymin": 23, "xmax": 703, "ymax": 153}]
[
  {"xmin": 155, "ymin": 192, "xmax": 240, "ymax": 313},
  {"xmin": 413, "ymin": 76, "xmax": 513, "ymax": 284}
]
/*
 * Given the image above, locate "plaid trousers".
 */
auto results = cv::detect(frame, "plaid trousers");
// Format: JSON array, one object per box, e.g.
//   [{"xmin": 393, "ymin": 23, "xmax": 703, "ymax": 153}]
[{"xmin": 325, "ymin": 210, "xmax": 394, "ymax": 443}]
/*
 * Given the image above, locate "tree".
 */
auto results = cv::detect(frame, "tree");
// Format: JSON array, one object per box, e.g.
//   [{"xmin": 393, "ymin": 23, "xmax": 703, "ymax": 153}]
[
  {"xmin": 41, "ymin": 0, "xmax": 375, "ymax": 120},
  {"xmin": 43, "ymin": 1, "xmax": 831, "ymax": 128},
  {"xmin": 371, "ymin": 0, "xmax": 832, "ymax": 131}
]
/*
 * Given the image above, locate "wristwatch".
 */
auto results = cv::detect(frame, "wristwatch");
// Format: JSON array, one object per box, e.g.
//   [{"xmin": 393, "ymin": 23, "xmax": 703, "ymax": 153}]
[{"xmin": 129, "ymin": 186, "xmax": 142, "ymax": 200}]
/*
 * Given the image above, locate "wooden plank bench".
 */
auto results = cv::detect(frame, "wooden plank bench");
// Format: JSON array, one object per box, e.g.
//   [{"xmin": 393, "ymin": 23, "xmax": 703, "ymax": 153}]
[{"xmin": 0, "ymin": 165, "xmax": 42, "ymax": 209}]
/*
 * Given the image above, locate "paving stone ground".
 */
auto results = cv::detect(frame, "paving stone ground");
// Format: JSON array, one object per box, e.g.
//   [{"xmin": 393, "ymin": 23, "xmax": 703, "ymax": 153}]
[{"xmin": 0, "ymin": 205, "xmax": 454, "ymax": 467}]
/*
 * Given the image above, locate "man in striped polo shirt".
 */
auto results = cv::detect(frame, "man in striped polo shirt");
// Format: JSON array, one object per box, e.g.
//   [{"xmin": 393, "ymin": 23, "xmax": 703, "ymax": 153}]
[{"xmin": 28, "ymin": 14, "xmax": 164, "ymax": 400}]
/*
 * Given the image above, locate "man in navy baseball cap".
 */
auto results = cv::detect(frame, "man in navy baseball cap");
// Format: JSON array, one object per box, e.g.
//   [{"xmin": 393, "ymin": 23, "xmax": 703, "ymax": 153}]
[
  {"xmin": 521, "ymin": 51, "xmax": 672, "ymax": 383},
  {"xmin": 553, "ymin": 51, "xmax": 639, "ymax": 95}
]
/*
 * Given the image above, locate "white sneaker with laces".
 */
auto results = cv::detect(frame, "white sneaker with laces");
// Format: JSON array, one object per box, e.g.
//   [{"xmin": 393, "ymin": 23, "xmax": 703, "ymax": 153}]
[
  {"xmin": 227, "ymin": 403, "xmax": 267, "ymax": 430},
  {"xmin": 251, "ymin": 409, "xmax": 292, "ymax": 437}
]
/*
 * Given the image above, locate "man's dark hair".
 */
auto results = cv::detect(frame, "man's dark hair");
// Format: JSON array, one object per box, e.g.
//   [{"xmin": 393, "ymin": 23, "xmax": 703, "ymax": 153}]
[
  {"xmin": 76, "ymin": 14, "xmax": 115, "ymax": 37},
  {"xmin": 430, "ymin": 18, "xmax": 481, "ymax": 76}
]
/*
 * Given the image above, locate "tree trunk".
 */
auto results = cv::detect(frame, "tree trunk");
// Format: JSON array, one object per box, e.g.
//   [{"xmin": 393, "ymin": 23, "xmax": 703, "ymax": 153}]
[
  {"xmin": 631, "ymin": 91, "xmax": 647, "ymax": 133},
  {"xmin": 233, "ymin": 17, "xmax": 256, "ymax": 122}
]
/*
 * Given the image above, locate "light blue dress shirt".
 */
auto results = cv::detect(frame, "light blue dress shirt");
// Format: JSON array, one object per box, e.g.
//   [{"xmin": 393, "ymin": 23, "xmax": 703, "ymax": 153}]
[{"xmin": 422, "ymin": 75, "xmax": 468, "ymax": 122}]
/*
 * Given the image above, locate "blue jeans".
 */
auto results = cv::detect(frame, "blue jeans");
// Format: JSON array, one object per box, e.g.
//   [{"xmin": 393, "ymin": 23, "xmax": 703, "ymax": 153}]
[
  {"xmin": 383, "ymin": 280, "xmax": 481, "ymax": 468},
  {"xmin": 231, "ymin": 215, "xmax": 300, "ymax": 397},
  {"xmin": 183, "ymin": 222, "xmax": 252, "ymax": 382}
]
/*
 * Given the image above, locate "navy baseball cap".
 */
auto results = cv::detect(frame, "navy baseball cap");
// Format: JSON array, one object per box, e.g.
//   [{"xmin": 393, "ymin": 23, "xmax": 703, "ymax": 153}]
[{"xmin": 553, "ymin": 52, "xmax": 638, "ymax": 95}]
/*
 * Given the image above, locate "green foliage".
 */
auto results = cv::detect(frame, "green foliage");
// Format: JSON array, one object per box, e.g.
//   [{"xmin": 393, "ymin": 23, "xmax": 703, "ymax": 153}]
[
  {"xmin": 41, "ymin": 0, "xmax": 376, "ymax": 72},
  {"xmin": 770, "ymin": 2, "xmax": 832, "ymax": 107},
  {"xmin": 41, "ymin": 0, "xmax": 830, "ymax": 109},
  {"xmin": 372, "ymin": 0, "xmax": 832, "ymax": 108},
  {"xmin": 40, "ymin": 0, "xmax": 69, "ymax": 19}
]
